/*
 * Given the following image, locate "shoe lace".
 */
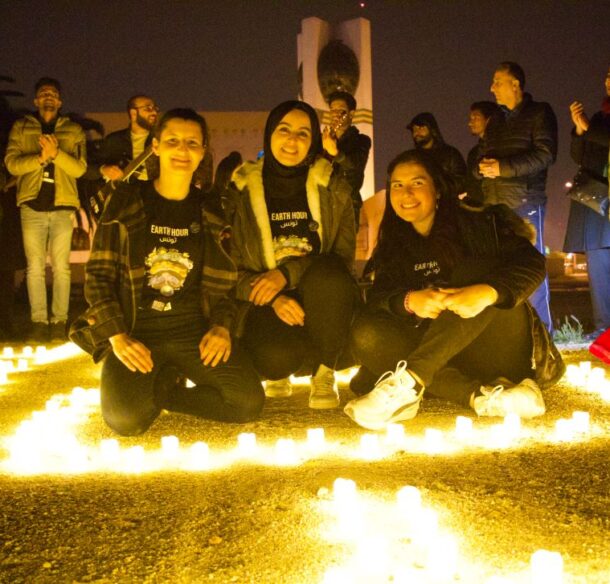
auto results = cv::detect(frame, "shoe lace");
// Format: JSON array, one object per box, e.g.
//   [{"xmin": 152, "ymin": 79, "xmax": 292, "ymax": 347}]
[
  {"xmin": 312, "ymin": 369, "xmax": 335, "ymax": 394},
  {"xmin": 479, "ymin": 384, "xmax": 506, "ymax": 412},
  {"xmin": 371, "ymin": 361, "xmax": 417, "ymax": 405}
]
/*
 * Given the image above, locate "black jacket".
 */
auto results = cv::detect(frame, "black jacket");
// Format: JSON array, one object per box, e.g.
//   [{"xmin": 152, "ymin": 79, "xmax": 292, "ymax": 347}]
[
  {"xmin": 333, "ymin": 126, "xmax": 371, "ymax": 207},
  {"xmin": 481, "ymin": 94, "xmax": 558, "ymax": 207},
  {"xmin": 369, "ymin": 203, "xmax": 564, "ymax": 388},
  {"xmin": 563, "ymin": 111, "xmax": 610, "ymax": 252},
  {"xmin": 465, "ymin": 140, "xmax": 485, "ymax": 203},
  {"xmin": 86, "ymin": 127, "xmax": 155, "ymax": 181},
  {"xmin": 427, "ymin": 143, "xmax": 467, "ymax": 195}
]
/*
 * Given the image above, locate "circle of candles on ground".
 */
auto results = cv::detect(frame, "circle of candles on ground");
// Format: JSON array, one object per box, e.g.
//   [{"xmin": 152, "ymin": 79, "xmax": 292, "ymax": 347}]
[
  {"xmin": 385, "ymin": 423, "xmax": 405, "ymax": 446},
  {"xmin": 188, "ymin": 441, "xmax": 210, "ymax": 469},
  {"xmin": 22, "ymin": 346, "xmax": 34, "ymax": 357},
  {"xmin": 424, "ymin": 428, "xmax": 444, "ymax": 453},
  {"xmin": 161, "ymin": 435, "xmax": 180, "ymax": 459},
  {"xmin": 306, "ymin": 427, "xmax": 325, "ymax": 451},
  {"xmin": 237, "ymin": 432, "xmax": 257, "ymax": 457},
  {"xmin": 530, "ymin": 549, "xmax": 563, "ymax": 583},
  {"xmin": 359, "ymin": 433, "xmax": 382, "ymax": 459},
  {"xmin": 455, "ymin": 416, "xmax": 473, "ymax": 440},
  {"xmin": 3, "ymin": 347, "xmax": 14, "ymax": 358},
  {"xmin": 571, "ymin": 411, "xmax": 590, "ymax": 433}
]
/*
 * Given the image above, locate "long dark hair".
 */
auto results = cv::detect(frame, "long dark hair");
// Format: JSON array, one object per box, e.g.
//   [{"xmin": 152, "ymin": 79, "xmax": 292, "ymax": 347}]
[{"xmin": 373, "ymin": 149, "xmax": 463, "ymax": 276}]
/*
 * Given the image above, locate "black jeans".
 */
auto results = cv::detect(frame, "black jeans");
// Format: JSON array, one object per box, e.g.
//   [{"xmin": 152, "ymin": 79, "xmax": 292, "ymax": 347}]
[
  {"xmin": 350, "ymin": 304, "xmax": 533, "ymax": 408},
  {"xmin": 101, "ymin": 324, "xmax": 264, "ymax": 436},
  {"xmin": 242, "ymin": 254, "xmax": 361, "ymax": 380}
]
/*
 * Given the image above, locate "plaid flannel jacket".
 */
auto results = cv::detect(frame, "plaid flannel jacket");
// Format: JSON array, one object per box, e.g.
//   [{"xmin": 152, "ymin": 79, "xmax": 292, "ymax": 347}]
[{"xmin": 69, "ymin": 182, "xmax": 237, "ymax": 362}]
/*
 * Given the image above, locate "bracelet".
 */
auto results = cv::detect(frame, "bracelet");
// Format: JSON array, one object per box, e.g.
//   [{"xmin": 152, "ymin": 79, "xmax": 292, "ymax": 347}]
[{"xmin": 403, "ymin": 290, "xmax": 415, "ymax": 314}]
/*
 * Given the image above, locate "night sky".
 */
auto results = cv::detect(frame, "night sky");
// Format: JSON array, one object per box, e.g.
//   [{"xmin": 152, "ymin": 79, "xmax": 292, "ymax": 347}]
[{"xmin": 2, "ymin": 0, "xmax": 609, "ymax": 249}]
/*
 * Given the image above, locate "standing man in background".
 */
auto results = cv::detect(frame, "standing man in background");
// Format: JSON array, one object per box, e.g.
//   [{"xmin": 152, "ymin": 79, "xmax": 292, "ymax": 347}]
[
  {"xmin": 4, "ymin": 77, "xmax": 86, "ymax": 342},
  {"xmin": 465, "ymin": 101, "xmax": 498, "ymax": 203},
  {"xmin": 480, "ymin": 62, "xmax": 558, "ymax": 332}
]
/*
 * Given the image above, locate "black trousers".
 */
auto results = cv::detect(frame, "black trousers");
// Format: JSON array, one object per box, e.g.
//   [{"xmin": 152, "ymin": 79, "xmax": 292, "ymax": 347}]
[
  {"xmin": 242, "ymin": 254, "xmax": 361, "ymax": 380},
  {"xmin": 101, "ymin": 324, "xmax": 264, "ymax": 436},
  {"xmin": 350, "ymin": 304, "xmax": 534, "ymax": 408}
]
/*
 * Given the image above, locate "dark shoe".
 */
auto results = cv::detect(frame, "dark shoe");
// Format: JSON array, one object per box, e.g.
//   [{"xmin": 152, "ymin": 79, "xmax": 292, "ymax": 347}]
[
  {"xmin": 28, "ymin": 322, "xmax": 49, "ymax": 344},
  {"xmin": 49, "ymin": 321, "xmax": 67, "ymax": 343}
]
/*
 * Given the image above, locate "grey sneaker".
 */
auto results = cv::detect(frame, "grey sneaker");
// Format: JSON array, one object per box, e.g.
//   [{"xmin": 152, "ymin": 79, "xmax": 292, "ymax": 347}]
[
  {"xmin": 344, "ymin": 361, "xmax": 423, "ymax": 430},
  {"xmin": 474, "ymin": 378, "xmax": 545, "ymax": 419},
  {"xmin": 264, "ymin": 378, "xmax": 293, "ymax": 398},
  {"xmin": 309, "ymin": 368, "xmax": 340, "ymax": 409}
]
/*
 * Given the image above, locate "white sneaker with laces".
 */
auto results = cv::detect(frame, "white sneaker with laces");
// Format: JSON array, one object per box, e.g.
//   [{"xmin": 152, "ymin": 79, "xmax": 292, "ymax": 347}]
[
  {"xmin": 309, "ymin": 366, "xmax": 340, "ymax": 409},
  {"xmin": 264, "ymin": 378, "xmax": 293, "ymax": 398},
  {"xmin": 473, "ymin": 377, "xmax": 545, "ymax": 418},
  {"xmin": 344, "ymin": 361, "xmax": 424, "ymax": 430}
]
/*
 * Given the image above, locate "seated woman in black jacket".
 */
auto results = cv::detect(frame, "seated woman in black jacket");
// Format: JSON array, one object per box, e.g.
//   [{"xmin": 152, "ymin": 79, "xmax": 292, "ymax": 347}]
[
  {"xmin": 345, "ymin": 149, "xmax": 564, "ymax": 430},
  {"xmin": 225, "ymin": 100, "xmax": 360, "ymax": 409}
]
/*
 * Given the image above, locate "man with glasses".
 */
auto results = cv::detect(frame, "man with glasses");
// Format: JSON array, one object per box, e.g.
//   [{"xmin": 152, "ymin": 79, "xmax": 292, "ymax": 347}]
[
  {"xmin": 89, "ymin": 94, "xmax": 159, "ymax": 183},
  {"xmin": 4, "ymin": 77, "xmax": 86, "ymax": 342}
]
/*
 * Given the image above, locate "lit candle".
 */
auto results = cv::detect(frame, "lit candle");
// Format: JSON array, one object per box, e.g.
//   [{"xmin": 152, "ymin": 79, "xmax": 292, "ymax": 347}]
[
  {"xmin": 359, "ymin": 433, "xmax": 382, "ymax": 460},
  {"xmin": 274, "ymin": 438, "xmax": 297, "ymax": 465},
  {"xmin": 565, "ymin": 364, "xmax": 581, "ymax": 385},
  {"xmin": 161, "ymin": 435, "xmax": 180, "ymax": 459},
  {"xmin": 426, "ymin": 533, "xmax": 459, "ymax": 580},
  {"xmin": 124, "ymin": 446, "xmax": 145, "ymax": 473},
  {"xmin": 16, "ymin": 359, "xmax": 28, "ymax": 372},
  {"xmin": 188, "ymin": 441, "xmax": 210, "ymax": 470},
  {"xmin": 554, "ymin": 419, "xmax": 574, "ymax": 442},
  {"xmin": 321, "ymin": 566, "xmax": 353, "ymax": 584},
  {"xmin": 424, "ymin": 428, "xmax": 444, "ymax": 453},
  {"xmin": 455, "ymin": 416, "xmax": 473, "ymax": 440},
  {"xmin": 185, "ymin": 378, "xmax": 196, "ymax": 388},
  {"xmin": 237, "ymin": 432, "xmax": 257, "ymax": 457},
  {"xmin": 396, "ymin": 485, "xmax": 422, "ymax": 516},
  {"xmin": 22, "ymin": 346, "xmax": 34, "ymax": 357},
  {"xmin": 306, "ymin": 428, "xmax": 326, "ymax": 452},
  {"xmin": 530, "ymin": 549, "xmax": 563, "ymax": 583},
  {"xmin": 503, "ymin": 413, "xmax": 521, "ymax": 437},
  {"xmin": 100, "ymin": 439, "xmax": 120, "ymax": 465},
  {"xmin": 0, "ymin": 371, "xmax": 7, "ymax": 385},
  {"xmin": 332, "ymin": 478, "xmax": 357, "ymax": 503},
  {"xmin": 385, "ymin": 423, "xmax": 405, "ymax": 446},
  {"xmin": 579, "ymin": 360, "xmax": 592, "ymax": 375},
  {"xmin": 3, "ymin": 347, "xmax": 14, "ymax": 358},
  {"xmin": 571, "ymin": 411, "xmax": 590, "ymax": 433}
]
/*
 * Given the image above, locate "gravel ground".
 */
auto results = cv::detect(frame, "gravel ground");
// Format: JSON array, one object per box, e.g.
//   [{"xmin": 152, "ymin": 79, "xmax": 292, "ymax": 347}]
[{"xmin": 0, "ymin": 345, "xmax": 608, "ymax": 584}]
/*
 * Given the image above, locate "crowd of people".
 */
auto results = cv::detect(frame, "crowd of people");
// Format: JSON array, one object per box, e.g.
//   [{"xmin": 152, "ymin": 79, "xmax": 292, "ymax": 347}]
[{"xmin": 1, "ymin": 60, "xmax": 609, "ymax": 434}]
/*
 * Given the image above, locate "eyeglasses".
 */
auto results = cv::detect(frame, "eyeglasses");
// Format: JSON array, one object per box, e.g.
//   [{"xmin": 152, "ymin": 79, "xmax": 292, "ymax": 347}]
[{"xmin": 133, "ymin": 104, "xmax": 159, "ymax": 113}]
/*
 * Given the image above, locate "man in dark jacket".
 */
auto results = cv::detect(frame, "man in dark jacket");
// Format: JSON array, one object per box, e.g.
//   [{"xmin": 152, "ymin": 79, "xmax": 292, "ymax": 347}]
[
  {"xmin": 407, "ymin": 112, "xmax": 467, "ymax": 195},
  {"xmin": 479, "ymin": 62, "xmax": 558, "ymax": 332},
  {"xmin": 88, "ymin": 94, "xmax": 158, "ymax": 182},
  {"xmin": 465, "ymin": 101, "xmax": 498, "ymax": 203},
  {"xmin": 322, "ymin": 91, "xmax": 371, "ymax": 227}
]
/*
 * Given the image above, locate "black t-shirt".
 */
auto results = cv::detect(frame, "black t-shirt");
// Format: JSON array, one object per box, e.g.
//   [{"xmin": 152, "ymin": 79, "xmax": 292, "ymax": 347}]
[
  {"xmin": 133, "ymin": 183, "xmax": 204, "ymax": 337},
  {"xmin": 267, "ymin": 191, "xmax": 320, "ymax": 264}
]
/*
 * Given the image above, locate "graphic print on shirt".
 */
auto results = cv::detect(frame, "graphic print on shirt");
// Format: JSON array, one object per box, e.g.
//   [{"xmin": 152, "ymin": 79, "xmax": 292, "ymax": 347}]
[
  {"xmin": 145, "ymin": 246, "xmax": 194, "ymax": 297},
  {"xmin": 268, "ymin": 199, "xmax": 320, "ymax": 264}
]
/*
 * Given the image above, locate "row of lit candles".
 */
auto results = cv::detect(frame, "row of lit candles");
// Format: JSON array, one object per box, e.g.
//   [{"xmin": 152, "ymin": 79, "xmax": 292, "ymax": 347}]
[
  {"xmin": 2, "ymin": 384, "xmax": 596, "ymax": 475},
  {"xmin": 320, "ymin": 479, "xmax": 564, "ymax": 583}
]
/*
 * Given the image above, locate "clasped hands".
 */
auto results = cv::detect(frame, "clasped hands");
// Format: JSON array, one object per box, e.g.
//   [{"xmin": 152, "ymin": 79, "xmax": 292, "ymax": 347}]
[
  {"xmin": 38, "ymin": 134, "xmax": 59, "ymax": 164},
  {"xmin": 406, "ymin": 284, "xmax": 499, "ymax": 320},
  {"xmin": 249, "ymin": 269, "xmax": 304, "ymax": 327},
  {"xmin": 109, "ymin": 325, "xmax": 232, "ymax": 374}
]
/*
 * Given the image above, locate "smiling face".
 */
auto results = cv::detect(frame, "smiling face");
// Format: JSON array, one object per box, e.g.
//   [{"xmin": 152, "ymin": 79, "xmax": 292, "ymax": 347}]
[
  {"xmin": 33, "ymin": 84, "xmax": 62, "ymax": 118},
  {"xmin": 152, "ymin": 118, "xmax": 205, "ymax": 177},
  {"xmin": 389, "ymin": 161, "xmax": 439, "ymax": 236},
  {"xmin": 270, "ymin": 109, "xmax": 313, "ymax": 167}
]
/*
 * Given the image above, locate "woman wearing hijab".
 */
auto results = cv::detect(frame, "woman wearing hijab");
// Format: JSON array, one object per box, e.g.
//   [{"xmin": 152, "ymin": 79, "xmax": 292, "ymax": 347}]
[
  {"xmin": 344, "ymin": 149, "xmax": 564, "ymax": 430},
  {"xmin": 225, "ymin": 100, "xmax": 359, "ymax": 409}
]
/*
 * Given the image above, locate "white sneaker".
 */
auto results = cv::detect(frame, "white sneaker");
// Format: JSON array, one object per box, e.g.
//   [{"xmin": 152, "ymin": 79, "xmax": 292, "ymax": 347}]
[
  {"xmin": 344, "ymin": 361, "xmax": 424, "ymax": 430},
  {"xmin": 264, "ymin": 378, "xmax": 293, "ymax": 398},
  {"xmin": 309, "ymin": 366, "xmax": 340, "ymax": 409},
  {"xmin": 473, "ymin": 378, "xmax": 545, "ymax": 418}
]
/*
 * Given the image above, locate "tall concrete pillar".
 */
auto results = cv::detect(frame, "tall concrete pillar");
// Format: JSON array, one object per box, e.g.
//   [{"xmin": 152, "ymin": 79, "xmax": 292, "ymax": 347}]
[{"xmin": 297, "ymin": 16, "xmax": 375, "ymax": 202}]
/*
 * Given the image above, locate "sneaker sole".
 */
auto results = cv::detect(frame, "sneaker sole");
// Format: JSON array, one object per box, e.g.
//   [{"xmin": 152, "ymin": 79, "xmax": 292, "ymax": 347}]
[
  {"xmin": 264, "ymin": 389, "xmax": 293, "ymax": 398},
  {"xmin": 345, "ymin": 398, "xmax": 421, "ymax": 430},
  {"xmin": 309, "ymin": 396, "xmax": 340, "ymax": 409}
]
